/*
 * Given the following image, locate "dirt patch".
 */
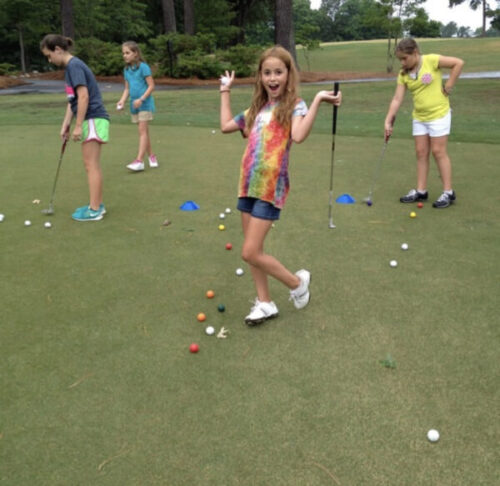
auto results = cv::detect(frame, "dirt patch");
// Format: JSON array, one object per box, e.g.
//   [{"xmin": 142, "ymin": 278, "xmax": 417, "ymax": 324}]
[
  {"xmin": 0, "ymin": 76, "xmax": 28, "ymax": 89},
  {"xmin": 2, "ymin": 70, "xmax": 396, "ymax": 90}
]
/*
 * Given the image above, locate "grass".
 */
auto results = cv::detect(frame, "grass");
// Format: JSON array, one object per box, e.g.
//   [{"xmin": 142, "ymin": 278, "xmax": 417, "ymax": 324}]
[
  {"xmin": 298, "ymin": 37, "xmax": 500, "ymax": 74},
  {"xmin": 1, "ymin": 39, "xmax": 499, "ymax": 484}
]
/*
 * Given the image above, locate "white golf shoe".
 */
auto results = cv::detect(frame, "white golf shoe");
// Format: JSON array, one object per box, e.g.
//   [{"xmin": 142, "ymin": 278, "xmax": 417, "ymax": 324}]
[
  {"xmin": 245, "ymin": 299, "xmax": 279, "ymax": 326},
  {"xmin": 289, "ymin": 269, "xmax": 311, "ymax": 309}
]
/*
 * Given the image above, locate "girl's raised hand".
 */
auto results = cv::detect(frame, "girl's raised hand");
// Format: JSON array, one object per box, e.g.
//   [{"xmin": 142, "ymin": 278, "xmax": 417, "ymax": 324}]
[
  {"xmin": 315, "ymin": 89, "xmax": 342, "ymax": 106},
  {"xmin": 220, "ymin": 70, "xmax": 235, "ymax": 90}
]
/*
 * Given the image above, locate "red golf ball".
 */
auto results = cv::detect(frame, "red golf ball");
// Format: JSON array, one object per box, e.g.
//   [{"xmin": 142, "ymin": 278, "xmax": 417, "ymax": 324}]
[
  {"xmin": 225, "ymin": 242, "xmax": 232, "ymax": 250},
  {"xmin": 189, "ymin": 343, "xmax": 199, "ymax": 353},
  {"xmin": 417, "ymin": 202, "xmax": 424, "ymax": 208}
]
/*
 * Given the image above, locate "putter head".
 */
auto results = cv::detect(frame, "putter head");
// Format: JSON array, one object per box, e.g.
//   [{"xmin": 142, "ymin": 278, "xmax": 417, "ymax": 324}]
[
  {"xmin": 328, "ymin": 220, "xmax": 336, "ymax": 229},
  {"xmin": 41, "ymin": 207, "xmax": 54, "ymax": 215}
]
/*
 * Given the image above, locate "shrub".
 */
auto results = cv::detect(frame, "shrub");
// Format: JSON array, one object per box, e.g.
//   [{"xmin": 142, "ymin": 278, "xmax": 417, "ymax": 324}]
[
  {"xmin": 218, "ymin": 45, "xmax": 260, "ymax": 77},
  {"xmin": 0, "ymin": 63, "xmax": 16, "ymax": 75},
  {"xmin": 74, "ymin": 38, "xmax": 123, "ymax": 76}
]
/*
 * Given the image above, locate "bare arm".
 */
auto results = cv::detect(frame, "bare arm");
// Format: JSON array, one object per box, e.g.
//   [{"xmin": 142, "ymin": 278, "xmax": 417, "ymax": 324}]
[
  {"xmin": 117, "ymin": 80, "xmax": 130, "ymax": 108},
  {"xmin": 61, "ymin": 103, "xmax": 73, "ymax": 139},
  {"xmin": 133, "ymin": 76, "xmax": 155, "ymax": 110},
  {"xmin": 71, "ymin": 85, "xmax": 89, "ymax": 141},
  {"xmin": 291, "ymin": 90, "xmax": 342, "ymax": 144},
  {"xmin": 439, "ymin": 55, "xmax": 464, "ymax": 96},
  {"xmin": 219, "ymin": 70, "xmax": 241, "ymax": 134},
  {"xmin": 384, "ymin": 83, "xmax": 405, "ymax": 139}
]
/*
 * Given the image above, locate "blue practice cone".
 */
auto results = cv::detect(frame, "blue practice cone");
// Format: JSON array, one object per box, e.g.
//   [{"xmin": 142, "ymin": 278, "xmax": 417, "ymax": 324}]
[
  {"xmin": 180, "ymin": 200, "xmax": 200, "ymax": 211},
  {"xmin": 336, "ymin": 193, "xmax": 356, "ymax": 204}
]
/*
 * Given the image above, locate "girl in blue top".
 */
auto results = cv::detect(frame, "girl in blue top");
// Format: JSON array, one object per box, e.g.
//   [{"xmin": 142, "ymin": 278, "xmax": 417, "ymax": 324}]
[{"xmin": 117, "ymin": 41, "xmax": 158, "ymax": 172}]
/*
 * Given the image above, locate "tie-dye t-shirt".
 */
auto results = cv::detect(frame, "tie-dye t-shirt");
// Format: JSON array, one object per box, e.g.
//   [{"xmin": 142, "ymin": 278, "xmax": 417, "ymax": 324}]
[{"xmin": 234, "ymin": 99, "xmax": 308, "ymax": 209}]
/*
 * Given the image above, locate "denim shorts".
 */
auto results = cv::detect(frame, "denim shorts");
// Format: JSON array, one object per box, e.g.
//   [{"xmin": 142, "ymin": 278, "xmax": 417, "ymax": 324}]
[{"xmin": 237, "ymin": 197, "xmax": 281, "ymax": 221}]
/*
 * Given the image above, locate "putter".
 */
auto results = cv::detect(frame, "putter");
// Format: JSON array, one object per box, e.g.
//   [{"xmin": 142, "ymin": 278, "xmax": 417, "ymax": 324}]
[
  {"xmin": 328, "ymin": 82, "xmax": 340, "ymax": 229},
  {"xmin": 41, "ymin": 134, "xmax": 69, "ymax": 215},
  {"xmin": 363, "ymin": 134, "xmax": 390, "ymax": 206}
]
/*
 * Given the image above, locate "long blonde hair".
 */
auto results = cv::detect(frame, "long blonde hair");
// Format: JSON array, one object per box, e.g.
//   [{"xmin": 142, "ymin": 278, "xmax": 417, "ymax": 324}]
[{"xmin": 246, "ymin": 45, "xmax": 300, "ymax": 131}]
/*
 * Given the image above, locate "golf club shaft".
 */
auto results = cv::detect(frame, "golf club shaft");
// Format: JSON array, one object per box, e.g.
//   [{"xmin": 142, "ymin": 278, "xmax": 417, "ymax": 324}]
[
  {"xmin": 328, "ymin": 82, "xmax": 340, "ymax": 226},
  {"xmin": 46, "ymin": 137, "xmax": 68, "ymax": 209},
  {"xmin": 366, "ymin": 137, "xmax": 389, "ymax": 201}
]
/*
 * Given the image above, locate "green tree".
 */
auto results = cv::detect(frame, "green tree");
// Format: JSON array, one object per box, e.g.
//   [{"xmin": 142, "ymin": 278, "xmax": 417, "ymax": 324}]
[
  {"xmin": 441, "ymin": 21, "xmax": 458, "ymax": 37},
  {"xmin": 74, "ymin": 0, "xmax": 151, "ymax": 42},
  {"xmin": 449, "ymin": 0, "xmax": 495, "ymax": 37},
  {"xmin": 405, "ymin": 7, "xmax": 441, "ymax": 37},
  {"xmin": 377, "ymin": 0, "xmax": 425, "ymax": 72},
  {"xmin": 293, "ymin": 0, "xmax": 320, "ymax": 70},
  {"xmin": 0, "ymin": 0, "xmax": 58, "ymax": 72}
]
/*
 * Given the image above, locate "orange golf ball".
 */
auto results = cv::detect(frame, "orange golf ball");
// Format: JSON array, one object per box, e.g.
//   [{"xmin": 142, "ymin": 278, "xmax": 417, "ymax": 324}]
[
  {"xmin": 197, "ymin": 312, "xmax": 206, "ymax": 322},
  {"xmin": 206, "ymin": 290, "xmax": 215, "ymax": 299}
]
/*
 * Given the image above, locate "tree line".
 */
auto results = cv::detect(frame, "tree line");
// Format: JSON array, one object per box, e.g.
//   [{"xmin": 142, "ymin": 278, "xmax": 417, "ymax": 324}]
[{"xmin": 0, "ymin": 0, "xmax": 499, "ymax": 76}]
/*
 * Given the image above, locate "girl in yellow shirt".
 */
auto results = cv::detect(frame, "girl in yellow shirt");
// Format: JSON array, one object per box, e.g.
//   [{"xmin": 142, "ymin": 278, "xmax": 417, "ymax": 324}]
[{"xmin": 384, "ymin": 38, "xmax": 464, "ymax": 208}]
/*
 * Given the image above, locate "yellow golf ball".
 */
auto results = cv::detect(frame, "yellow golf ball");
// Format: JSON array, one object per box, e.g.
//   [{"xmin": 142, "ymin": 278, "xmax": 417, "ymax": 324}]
[
  {"xmin": 218, "ymin": 224, "xmax": 225, "ymax": 231},
  {"xmin": 410, "ymin": 211, "xmax": 417, "ymax": 218}
]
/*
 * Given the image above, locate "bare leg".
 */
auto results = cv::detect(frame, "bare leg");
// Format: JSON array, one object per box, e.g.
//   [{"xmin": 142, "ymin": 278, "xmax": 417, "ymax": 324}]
[
  {"xmin": 82, "ymin": 141, "xmax": 102, "ymax": 210},
  {"xmin": 241, "ymin": 212, "xmax": 300, "ymax": 302},
  {"xmin": 430, "ymin": 135, "xmax": 452, "ymax": 191},
  {"xmin": 414, "ymin": 135, "xmax": 430, "ymax": 192},
  {"xmin": 136, "ymin": 121, "xmax": 152, "ymax": 161}
]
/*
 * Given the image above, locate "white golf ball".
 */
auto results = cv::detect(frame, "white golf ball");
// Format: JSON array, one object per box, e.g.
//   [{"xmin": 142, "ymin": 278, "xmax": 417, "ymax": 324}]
[
  {"xmin": 219, "ymin": 213, "xmax": 226, "ymax": 219},
  {"xmin": 116, "ymin": 102, "xmax": 124, "ymax": 111},
  {"xmin": 220, "ymin": 75, "xmax": 230, "ymax": 86},
  {"xmin": 211, "ymin": 129, "xmax": 216, "ymax": 134},
  {"xmin": 44, "ymin": 221, "xmax": 52, "ymax": 229},
  {"xmin": 205, "ymin": 326, "xmax": 215, "ymax": 336},
  {"xmin": 0, "ymin": 213, "xmax": 4, "ymax": 222},
  {"xmin": 427, "ymin": 429, "xmax": 440, "ymax": 442},
  {"xmin": 401, "ymin": 243, "xmax": 409, "ymax": 251},
  {"xmin": 24, "ymin": 220, "xmax": 31, "ymax": 226},
  {"xmin": 236, "ymin": 268, "xmax": 244, "ymax": 276},
  {"xmin": 225, "ymin": 208, "xmax": 231, "ymax": 214},
  {"xmin": 390, "ymin": 260, "xmax": 398, "ymax": 268}
]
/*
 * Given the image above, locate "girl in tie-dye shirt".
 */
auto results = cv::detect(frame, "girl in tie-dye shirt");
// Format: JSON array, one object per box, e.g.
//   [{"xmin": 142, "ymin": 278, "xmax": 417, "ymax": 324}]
[{"xmin": 220, "ymin": 45, "xmax": 342, "ymax": 326}]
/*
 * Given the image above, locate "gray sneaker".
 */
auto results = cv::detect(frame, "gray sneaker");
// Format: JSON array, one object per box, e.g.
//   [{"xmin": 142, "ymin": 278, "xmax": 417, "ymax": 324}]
[
  {"xmin": 432, "ymin": 191, "xmax": 456, "ymax": 208},
  {"xmin": 245, "ymin": 299, "xmax": 279, "ymax": 326},
  {"xmin": 289, "ymin": 269, "xmax": 311, "ymax": 309}
]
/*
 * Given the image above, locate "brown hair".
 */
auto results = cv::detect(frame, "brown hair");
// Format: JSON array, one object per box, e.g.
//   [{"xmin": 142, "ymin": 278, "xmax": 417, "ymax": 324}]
[
  {"xmin": 245, "ymin": 45, "xmax": 300, "ymax": 132},
  {"xmin": 40, "ymin": 34, "xmax": 73, "ymax": 52},
  {"xmin": 396, "ymin": 38, "xmax": 420, "ymax": 55},
  {"xmin": 122, "ymin": 41, "xmax": 145, "ymax": 67},
  {"xmin": 395, "ymin": 38, "xmax": 421, "ymax": 75}
]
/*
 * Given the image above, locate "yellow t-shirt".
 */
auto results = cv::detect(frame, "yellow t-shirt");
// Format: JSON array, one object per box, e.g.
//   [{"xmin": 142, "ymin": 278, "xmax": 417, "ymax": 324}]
[{"xmin": 397, "ymin": 54, "xmax": 450, "ymax": 122}]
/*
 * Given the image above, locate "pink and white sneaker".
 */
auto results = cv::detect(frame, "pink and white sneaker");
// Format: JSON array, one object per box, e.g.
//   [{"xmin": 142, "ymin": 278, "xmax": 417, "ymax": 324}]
[
  {"xmin": 148, "ymin": 155, "xmax": 159, "ymax": 168},
  {"xmin": 126, "ymin": 159, "xmax": 144, "ymax": 172}
]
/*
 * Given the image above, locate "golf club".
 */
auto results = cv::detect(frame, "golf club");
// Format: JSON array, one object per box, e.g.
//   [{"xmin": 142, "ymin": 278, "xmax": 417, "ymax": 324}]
[
  {"xmin": 41, "ymin": 133, "xmax": 69, "ymax": 215},
  {"xmin": 328, "ymin": 81, "xmax": 340, "ymax": 229},
  {"xmin": 363, "ymin": 133, "xmax": 390, "ymax": 206}
]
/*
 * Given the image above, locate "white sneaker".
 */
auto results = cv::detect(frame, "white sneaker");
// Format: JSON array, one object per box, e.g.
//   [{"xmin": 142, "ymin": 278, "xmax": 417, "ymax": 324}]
[
  {"xmin": 289, "ymin": 269, "xmax": 311, "ymax": 309},
  {"xmin": 245, "ymin": 299, "xmax": 279, "ymax": 326},
  {"xmin": 126, "ymin": 160, "xmax": 144, "ymax": 172},
  {"xmin": 148, "ymin": 155, "xmax": 159, "ymax": 168}
]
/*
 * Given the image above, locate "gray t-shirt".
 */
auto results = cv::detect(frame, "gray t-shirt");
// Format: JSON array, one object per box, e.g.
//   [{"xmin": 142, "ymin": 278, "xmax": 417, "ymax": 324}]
[{"xmin": 64, "ymin": 57, "xmax": 109, "ymax": 120}]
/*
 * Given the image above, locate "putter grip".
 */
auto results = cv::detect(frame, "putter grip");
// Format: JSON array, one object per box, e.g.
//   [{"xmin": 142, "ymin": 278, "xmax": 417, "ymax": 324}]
[{"xmin": 332, "ymin": 82, "xmax": 339, "ymax": 135}]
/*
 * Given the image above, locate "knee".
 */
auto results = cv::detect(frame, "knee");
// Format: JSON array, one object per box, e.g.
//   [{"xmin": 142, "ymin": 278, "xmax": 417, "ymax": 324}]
[
  {"xmin": 432, "ymin": 147, "xmax": 447, "ymax": 161},
  {"xmin": 241, "ymin": 246, "xmax": 258, "ymax": 265},
  {"xmin": 415, "ymin": 148, "xmax": 429, "ymax": 161}
]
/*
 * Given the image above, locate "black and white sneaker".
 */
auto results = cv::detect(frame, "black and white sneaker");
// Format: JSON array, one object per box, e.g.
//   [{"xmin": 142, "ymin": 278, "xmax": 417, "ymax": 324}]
[
  {"xmin": 400, "ymin": 189, "xmax": 429, "ymax": 203},
  {"xmin": 433, "ymin": 191, "xmax": 456, "ymax": 208}
]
